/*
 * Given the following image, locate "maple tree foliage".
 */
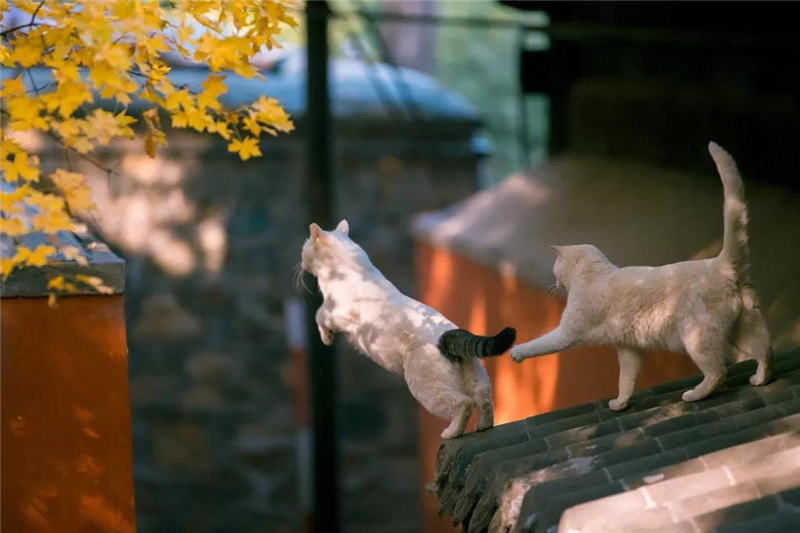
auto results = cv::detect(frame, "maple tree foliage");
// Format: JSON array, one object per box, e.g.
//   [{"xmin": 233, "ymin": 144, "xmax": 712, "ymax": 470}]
[{"xmin": 0, "ymin": 0, "xmax": 297, "ymax": 298}]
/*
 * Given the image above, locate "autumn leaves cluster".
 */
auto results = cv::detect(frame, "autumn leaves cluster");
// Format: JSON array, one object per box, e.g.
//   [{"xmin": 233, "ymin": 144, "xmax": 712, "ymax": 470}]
[{"xmin": 0, "ymin": 0, "xmax": 297, "ymax": 290}]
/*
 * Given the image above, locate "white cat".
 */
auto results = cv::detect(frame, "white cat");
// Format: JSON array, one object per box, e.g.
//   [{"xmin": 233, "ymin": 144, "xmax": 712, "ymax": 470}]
[
  {"xmin": 301, "ymin": 220, "xmax": 516, "ymax": 438},
  {"xmin": 510, "ymin": 142, "xmax": 772, "ymax": 410}
]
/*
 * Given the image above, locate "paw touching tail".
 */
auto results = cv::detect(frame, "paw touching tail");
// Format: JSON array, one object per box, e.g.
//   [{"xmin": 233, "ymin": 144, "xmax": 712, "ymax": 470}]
[{"xmin": 437, "ymin": 327, "xmax": 516, "ymax": 363}]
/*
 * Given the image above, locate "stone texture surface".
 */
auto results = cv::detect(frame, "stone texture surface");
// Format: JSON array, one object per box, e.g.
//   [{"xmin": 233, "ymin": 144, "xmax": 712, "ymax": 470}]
[{"xmin": 430, "ymin": 348, "xmax": 800, "ymax": 533}]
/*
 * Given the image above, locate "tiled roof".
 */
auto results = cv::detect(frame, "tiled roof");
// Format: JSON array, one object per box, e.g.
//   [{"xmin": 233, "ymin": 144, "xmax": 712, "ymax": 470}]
[{"xmin": 431, "ymin": 348, "xmax": 800, "ymax": 532}]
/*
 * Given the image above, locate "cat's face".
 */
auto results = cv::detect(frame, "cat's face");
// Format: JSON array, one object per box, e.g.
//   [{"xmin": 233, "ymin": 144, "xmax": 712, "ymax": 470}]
[
  {"xmin": 552, "ymin": 244, "xmax": 606, "ymax": 290},
  {"xmin": 301, "ymin": 219, "xmax": 358, "ymax": 276}
]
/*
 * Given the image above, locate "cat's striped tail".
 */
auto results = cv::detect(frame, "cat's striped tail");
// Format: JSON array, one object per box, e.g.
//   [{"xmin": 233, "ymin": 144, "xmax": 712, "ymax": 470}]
[
  {"xmin": 437, "ymin": 327, "xmax": 516, "ymax": 363},
  {"xmin": 709, "ymin": 141, "xmax": 751, "ymax": 280}
]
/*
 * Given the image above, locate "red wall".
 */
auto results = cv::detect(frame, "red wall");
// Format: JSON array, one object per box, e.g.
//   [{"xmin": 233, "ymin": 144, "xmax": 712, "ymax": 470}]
[{"xmin": 1, "ymin": 295, "xmax": 135, "ymax": 533}]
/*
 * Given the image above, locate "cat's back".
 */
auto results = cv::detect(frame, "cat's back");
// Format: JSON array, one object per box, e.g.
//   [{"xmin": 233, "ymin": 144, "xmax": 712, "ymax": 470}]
[
  {"xmin": 387, "ymin": 292, "xmax": 455, "ymax": 340},
  {"xmin": 608, "ymin": 258, "xmax": 723, "ymax": 296},
  {"xmin": 594, "ymin": 258, "xmax": 737, "ymax": 349}
]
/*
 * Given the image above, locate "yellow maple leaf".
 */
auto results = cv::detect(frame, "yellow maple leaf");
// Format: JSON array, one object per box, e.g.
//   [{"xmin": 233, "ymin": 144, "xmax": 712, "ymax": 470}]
[
  {"xmin": 197, "ymin": 74, "xmax": 228, "ymax": 110},
  {"xmin": 76, "ymin": 274, "xmax": 114, "ymax": 294},
  {"xmin": 242, "ymin": 114, "xmax": 262, "ymax": 136},
  {"xmin": 164, "ymin": 89, "xmax": 193, "ymax": 112},
  {"xmin": 50, "ymin": 169, "xmax": 94, "ymax": 211},
  {"xmin": 10, "ymin": 38, "xmax": 44, "ymax": 68},
  {"xmin": 253, "ymin": 95, "xmax": 294, "ymax": 133},
  {"xmin": 31, "ymin": 208, "xmax": 73, "ymax": 233},
  {"xmin": 53, "ymin": 118, "xmax": 82, "ymax": 141},
  {"xmin": 0, "ymin": 183, "xmax": 30, "ymax": 213},
  {"xmin": 13, "ymin": 244, "xmax": 56, "ymax": 267},
  {"xmin": 184, "ymin": 107, "xmax": 212, "ymax": 131},
  {"xmin": 41, "ymin": 80, "xmax": 94, "ymax": 118},
  {"xmin": 6, "ymin": 95, "xmax": 48, "ymax": 130},
  {"xmin": 207, "ymin": 120, "xmax": 232, "ymax": 140},
  {"xmin": 144, "ymin": 129, "xmax": 166, "ymax": 158},
  {"xmin": 82, "ymin": 109, "xmax": 120, "ymax": 145},
  {"xmin": 115, "ymin": 112, "xmax": 137, "ymax": 138},
  {"xmin": 68, "ymin": 136, "xmax": 94, "ymax": 154},
  {"xmin": 228, "ymin": 137, "xmax": 262, "ymax": 161},
  {"xmin": 139, "ymin": 34, "xmax": 170, "ymax": 58},
  {"xmin": 1, "ymin": 152, "xmax": 40, "ymax": 182},
  {"xmin": 1, "ymin": 215, "xmax": 28, "ymax": 235},
  {"xmin": 61, "ymin": 246, "xmax": 89, "ymax": 266},
  {"xmin": 0, "ymin": 76, "xmax": 26, "ymax": 97},
  {"xmin": 0, "ymin": 258, "xmax": 15, "ymax": 278},
  {"xmin": 47, "ymin": 275, "xmax": 66, "ymax": 290},
  {"xmin": 94, "ymin": 44, "xmax": 132, "ymax": 71},
  {"xmin": 88, "ymin": 61, "xmax": 124, "ymax": 91}
]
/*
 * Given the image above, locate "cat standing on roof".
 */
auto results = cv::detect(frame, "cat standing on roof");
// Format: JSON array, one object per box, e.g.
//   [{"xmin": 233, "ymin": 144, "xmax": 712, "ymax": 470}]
[
  {"xmin": 301, "ymin": 220, "xmax": 516, "ymax": 439},
  {"xmin": 510, "ymin": 142, "xmax": 772, "ymax": 410}
]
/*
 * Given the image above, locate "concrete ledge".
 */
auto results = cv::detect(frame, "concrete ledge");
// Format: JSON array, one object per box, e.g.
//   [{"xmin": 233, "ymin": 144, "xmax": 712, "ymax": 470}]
[{"xmin": 1, "ymin": 227, "xmax": 125, "ymax": 297}]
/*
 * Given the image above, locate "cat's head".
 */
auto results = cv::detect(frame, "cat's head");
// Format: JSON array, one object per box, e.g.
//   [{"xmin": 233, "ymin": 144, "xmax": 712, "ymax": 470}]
[
  {"xmin": 551, "ymin": 244, "xmax": 609, "ymax": 290},
  {"xmin": 302, "ymin": 219, "xmax": 366, "ymax": 276}
]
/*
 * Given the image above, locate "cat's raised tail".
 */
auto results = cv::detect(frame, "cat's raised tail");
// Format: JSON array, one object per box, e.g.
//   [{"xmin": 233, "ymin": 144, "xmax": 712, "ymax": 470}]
[
  {"xmin": 437, "ymin": 327, "xmax": 517, "ymax": 363},
  {"xmin": 709, "ymin": 141, "xmax": 750, "ymax": 279}
]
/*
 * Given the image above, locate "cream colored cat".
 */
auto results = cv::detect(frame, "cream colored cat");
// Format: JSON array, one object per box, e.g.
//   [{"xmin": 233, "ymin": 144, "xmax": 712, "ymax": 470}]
[
  {"xmin": 301, "ymin": 221, "xmax": 516, "ymax": 438},
  {"xmin": 510, "ymin": 142, "xmax": 772, "ymax": 410}
]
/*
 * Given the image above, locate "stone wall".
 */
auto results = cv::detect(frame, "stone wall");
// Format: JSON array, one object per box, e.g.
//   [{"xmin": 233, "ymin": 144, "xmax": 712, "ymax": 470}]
[{"xmin": 29, "ymin": 124, "xmax": 479, "ymax": 532}]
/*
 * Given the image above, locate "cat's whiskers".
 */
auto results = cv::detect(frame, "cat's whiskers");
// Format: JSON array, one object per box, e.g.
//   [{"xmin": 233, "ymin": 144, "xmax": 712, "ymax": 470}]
[
  {"xmin": 293, "ymin": 262, "xmax": 311, "ymax": 294},
  {"xmin": 534, "ymin": 282, "xmax": 560, "ymax": 304},
  {"xmin": 547, "ymin": 282, "xmax": 563, "ymax": 299}
]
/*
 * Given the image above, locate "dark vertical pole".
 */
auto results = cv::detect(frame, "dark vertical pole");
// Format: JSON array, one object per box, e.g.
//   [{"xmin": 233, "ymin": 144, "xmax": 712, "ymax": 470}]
[
  {"xmin": 517, "ymin": 27, "xmax": 531, "ymax": 169},
  {"xmin": 304, "ymin": 2, "xmax": 339, "ymax": 532}
]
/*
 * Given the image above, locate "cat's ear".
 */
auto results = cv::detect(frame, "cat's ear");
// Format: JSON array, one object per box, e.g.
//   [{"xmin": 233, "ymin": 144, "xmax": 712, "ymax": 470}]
[
  {"xmin": 335, "ymin": 219, "xmax": 349, "ymax": 235},
  {"xmin": 550, "ymin": 245, "xmax": 564, "ymax": 255},
  {"xmin": 310, "ymin": 223, "xmax": 325, "ymax": 243}
]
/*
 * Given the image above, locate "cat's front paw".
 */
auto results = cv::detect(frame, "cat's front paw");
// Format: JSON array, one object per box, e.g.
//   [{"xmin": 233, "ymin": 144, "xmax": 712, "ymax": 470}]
[
  {"xmin": 318, "ymin": 326, "xmax": 334, "ymax": 346},
  {"xmin": 510, "ymin": 346, "xmax": 526, "ymax": 363},
  {"xmin": 440, "ymin": 426, "xmax": 463, "ymax": 440},
  {"xmin": 750, "ymin": 373, "xmax": 768, "ymax": 386},
  {"xmin": 608, "ymin": 398, "xmax": 629, "ymax": 411}
]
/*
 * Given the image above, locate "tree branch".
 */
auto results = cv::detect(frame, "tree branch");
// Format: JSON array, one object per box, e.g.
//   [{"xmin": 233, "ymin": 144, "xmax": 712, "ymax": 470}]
[
  {"xmin": 1, "ymin": 22, "xmax": 38, "ymax": 37},
  {"xmin": 1, "ymin": 1, "xmax": 46, "ymax": 37}
]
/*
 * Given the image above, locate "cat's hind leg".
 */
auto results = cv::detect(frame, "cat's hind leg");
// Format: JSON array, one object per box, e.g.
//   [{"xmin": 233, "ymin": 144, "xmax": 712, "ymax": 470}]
[
  {"xmin": 474, "ymin": 384, "xmax": 494, "ymax": 431},
  {"xmin": 609, "ymin": 346, "xmax": 643, "ymax": 411},
  {"xmin": 734, "ymin": 308, "xmax": 772, "ymax": 386},
  {"xmin": 441, "ymin": 398, "xmax": 473, "ymax": 440},
  {"xmin": 461, "ymin": 359, "xmax": 494, "ymax": 431},
  {"xmin": 682, "ymin": 331, "xmax": 728, "ymax": 402},
  {"xmin": 404, "ymin": 351, "xmax": 474, "ymax": 439}
]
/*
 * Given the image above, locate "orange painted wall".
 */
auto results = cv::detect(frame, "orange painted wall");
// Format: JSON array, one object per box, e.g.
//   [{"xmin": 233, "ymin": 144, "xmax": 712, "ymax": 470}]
[
  {"xmin": 414, "ymin": 242, "xmax": 699, "ymax": 532},
  {"xmin": 1, "ymin": 295, "xmax": 135, "ymax": 533}
]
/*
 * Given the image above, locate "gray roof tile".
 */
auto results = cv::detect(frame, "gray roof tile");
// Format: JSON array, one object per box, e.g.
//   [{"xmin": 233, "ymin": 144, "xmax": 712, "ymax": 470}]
[{"xmin": 430, "ymin": 348, "xmax": 800, "ymax": 532}]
